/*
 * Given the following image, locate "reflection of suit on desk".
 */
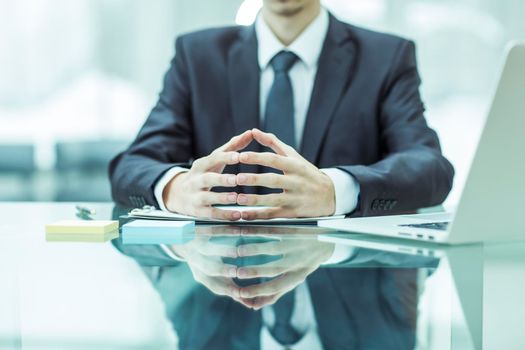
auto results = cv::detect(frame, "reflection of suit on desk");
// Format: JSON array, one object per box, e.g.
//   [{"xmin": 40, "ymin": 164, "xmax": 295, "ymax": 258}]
[
  {"xmin": 153, "ymin": 266, "xmax": 418, "ymax": 349},
  {"xmin": 109, "ymin": 13, "xmax": 454, "ymax": 216},
  {"xmin": 114, "ymin": 241, "xmax": 438, "ymax": 349}
]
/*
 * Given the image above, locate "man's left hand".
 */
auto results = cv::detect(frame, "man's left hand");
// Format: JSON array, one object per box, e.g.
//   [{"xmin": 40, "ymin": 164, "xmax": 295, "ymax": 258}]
[{"xmin": 236, "ymin": 128, "xmax": 336, "ymax": 219}]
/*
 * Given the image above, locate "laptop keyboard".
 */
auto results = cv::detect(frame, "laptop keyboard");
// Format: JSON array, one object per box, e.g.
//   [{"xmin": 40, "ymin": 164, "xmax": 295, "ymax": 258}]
[{"xmin": 399, "ymin": 222, "xmax": 450, "ymax": 231}]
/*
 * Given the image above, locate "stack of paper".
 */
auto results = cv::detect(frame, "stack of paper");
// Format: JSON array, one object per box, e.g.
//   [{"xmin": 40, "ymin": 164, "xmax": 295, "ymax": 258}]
[{"xmin": 129, "ymin": 206, "xmax": 345, "ymax": 224}]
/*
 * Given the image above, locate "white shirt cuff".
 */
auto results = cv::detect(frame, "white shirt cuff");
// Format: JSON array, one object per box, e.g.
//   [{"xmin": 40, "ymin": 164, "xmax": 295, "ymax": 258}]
[
  {"xmin": 321, "ymin": 244, "xmax": 355, "ymax": 265},
  {"xmin": 153, "ymin": 166, "xmax": 189, "ymax": 211},
  {"xmin": 320, "ymin": 168, "xmax": 360, "ymax": 215}
]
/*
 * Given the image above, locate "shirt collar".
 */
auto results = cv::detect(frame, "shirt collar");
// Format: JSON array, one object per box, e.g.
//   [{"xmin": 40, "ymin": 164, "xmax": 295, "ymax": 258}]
[{"xmin": 255, "ymin": 8, "xmax": 329, "ymax": 70}]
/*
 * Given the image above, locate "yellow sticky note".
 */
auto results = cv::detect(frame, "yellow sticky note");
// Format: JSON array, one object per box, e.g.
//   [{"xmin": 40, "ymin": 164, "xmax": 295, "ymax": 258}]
[
  {"xmin": 45, "ymin": 220, "xmax": 119, "ymax": 234},
  {"xmin": 46, "ymin": 231, "xmax": 119, "ymax": 242}
]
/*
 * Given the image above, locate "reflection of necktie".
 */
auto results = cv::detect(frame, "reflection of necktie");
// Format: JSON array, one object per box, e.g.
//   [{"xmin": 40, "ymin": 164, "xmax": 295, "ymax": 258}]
[
  {"xmin": 264, "ymin": 50, "xmax": 299, "ymax": 149},
  {"xmin": 271, "ymin": 290, "xmax": 301, "ymax": 346}
]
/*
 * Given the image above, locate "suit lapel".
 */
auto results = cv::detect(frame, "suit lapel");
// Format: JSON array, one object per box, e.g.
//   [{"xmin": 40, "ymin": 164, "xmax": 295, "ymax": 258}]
[
  {"xmin": 227, "ymin": 27, "xmax": 262, "ymax": 193},
  {"xmin": 300, "ymin": 15, "xmax": 358, "ymax": 164},
  {"xmin": 228, "ymin": 26, "xmax": 261, "ymax": 140}
]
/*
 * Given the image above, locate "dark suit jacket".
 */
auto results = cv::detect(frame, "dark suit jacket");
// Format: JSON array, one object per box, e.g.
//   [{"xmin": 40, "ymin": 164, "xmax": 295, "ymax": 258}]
[{"xmin": 109, "ymin": 14, "xmax": 454, "ymax": 216}]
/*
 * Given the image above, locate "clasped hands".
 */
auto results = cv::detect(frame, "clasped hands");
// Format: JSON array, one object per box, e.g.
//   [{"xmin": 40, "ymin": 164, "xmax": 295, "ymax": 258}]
[{"xmin": 163, "ymin": 128, "xmax": 336, "ymax": 220}]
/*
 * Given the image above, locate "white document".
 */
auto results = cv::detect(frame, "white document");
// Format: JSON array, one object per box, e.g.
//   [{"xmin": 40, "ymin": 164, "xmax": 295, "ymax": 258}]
[{"xmin": 129, "ymin": 206, "xmax": 345, "ymax": 224}]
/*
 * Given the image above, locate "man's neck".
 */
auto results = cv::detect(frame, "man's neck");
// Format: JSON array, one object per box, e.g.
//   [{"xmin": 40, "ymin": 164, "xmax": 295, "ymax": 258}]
[{"xmin": 261, "ymin": 4, "xmax": 321, "ymax": 46}]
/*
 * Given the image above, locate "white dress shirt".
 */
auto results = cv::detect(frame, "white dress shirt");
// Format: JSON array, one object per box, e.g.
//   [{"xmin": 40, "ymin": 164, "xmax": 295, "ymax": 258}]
[{"xmin": 153, "ymin": 8, "xmax": 360, "ymax": 216}]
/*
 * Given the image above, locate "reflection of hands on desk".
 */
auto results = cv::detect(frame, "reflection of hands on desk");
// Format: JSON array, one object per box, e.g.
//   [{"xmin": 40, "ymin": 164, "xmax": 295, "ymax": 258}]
[
  {"xmin": 169, "ymin": 225, "xmax": 335, "ymax": 310},
  {"xmin": 233, "ymin": 227, "xmax": 335, "ymax": 310}
]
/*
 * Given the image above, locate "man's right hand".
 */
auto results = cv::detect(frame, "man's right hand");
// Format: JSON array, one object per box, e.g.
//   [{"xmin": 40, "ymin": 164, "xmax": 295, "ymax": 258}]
[{"xmin": 162, "ymin": 130, "xmax": 253, "ymax": 221}]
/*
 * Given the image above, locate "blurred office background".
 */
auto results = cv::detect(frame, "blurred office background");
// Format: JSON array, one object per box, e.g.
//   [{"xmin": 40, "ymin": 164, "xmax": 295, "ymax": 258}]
[{"xmin": 1, "ymin": 0, "xmax": 524, "ymax": 205}]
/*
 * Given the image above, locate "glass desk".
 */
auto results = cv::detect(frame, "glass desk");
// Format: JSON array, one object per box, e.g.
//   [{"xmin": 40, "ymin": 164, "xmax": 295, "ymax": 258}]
[{"xmin": 0, "ymin": 203, "xmax": 524, "ymax": 350}]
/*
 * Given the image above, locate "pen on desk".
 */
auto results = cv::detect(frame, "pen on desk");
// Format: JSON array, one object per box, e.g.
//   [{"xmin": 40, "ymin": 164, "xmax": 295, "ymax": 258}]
[{"xmin": 76, "ymin": 205, "xmax": 96, "ymax": 220}]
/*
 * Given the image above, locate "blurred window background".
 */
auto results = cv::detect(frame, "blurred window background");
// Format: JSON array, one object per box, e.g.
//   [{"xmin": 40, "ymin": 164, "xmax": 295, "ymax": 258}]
[{"xmin": 1, "ymin": 0, "xmax": 524, "ymax": 205}]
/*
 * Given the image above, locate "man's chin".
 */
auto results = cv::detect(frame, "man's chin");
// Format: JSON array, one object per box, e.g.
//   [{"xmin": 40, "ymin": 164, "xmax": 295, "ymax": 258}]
[
  {"xmin": 271, "ymin": 6, "xmax": 304, "ymax": 17},
  {"xmin": 266, "ymin": 1, "xmax": 305, "ymax": 17}
]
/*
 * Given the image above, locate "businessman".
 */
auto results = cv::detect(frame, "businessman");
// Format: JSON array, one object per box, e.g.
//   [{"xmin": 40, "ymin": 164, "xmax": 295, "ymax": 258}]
[{"xmin": 109, "ymin": 0, "xmax": 454, "ymax": 220}]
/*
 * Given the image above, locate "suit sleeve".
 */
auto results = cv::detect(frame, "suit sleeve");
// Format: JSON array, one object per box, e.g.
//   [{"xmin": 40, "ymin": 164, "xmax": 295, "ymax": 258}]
[
  {"xmin": 109, "ymin": 37, "xmax": 194, "ymax": 208},
  {"xmin": 339, "ymin": 40, "xmax": 454, "ymax": 217}
]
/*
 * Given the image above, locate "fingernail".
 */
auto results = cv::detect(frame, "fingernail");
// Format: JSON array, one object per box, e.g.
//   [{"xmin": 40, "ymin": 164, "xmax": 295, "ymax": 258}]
[
  {"xmin": 240, "ymin": 290, "xmax": 250, "ymax": 298},
  {"xmin": 232, "ymin": 211, "xmax": 241, "ymax": 220},
  {"xmin": 228, "ymin": 248, "xmax": 238, "ymax": 258},
  {"xmin": 231, "ymin": 153, "xmax": 239, "ymax": 162},
  {"xmin": 227, "ymin": 176, "xmax": 236, "ymax": 185},
  {"xmin": 228, "ymin": 267, "xmax": 237, "ymax": 277},
  {"xmin": 238, "ymin": 195, "xmax": 248, "ymax": 205},
  {"xmin": 238, "ymin": 174, "xmax": 247, "ymax": 183},
  {"xmin": 227, "ymin": 194, "xmax": 237, "ymax": 202},
  {"xmin": 237, "ymin": 247, "xmax": 246, "ymax": 256}
]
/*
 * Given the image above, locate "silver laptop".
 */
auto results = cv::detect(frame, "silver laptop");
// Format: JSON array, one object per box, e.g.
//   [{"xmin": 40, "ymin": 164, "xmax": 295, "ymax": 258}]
[{"xmin": 319, "ymin": 42, "xmax": 525, "ymax": 244}]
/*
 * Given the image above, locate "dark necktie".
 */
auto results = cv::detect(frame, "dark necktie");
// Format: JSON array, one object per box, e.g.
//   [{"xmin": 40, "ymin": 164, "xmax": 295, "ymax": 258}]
[
  {"xmin": 270, "ymin": 290, "xmax": 301, "ymax": 346},
  {"xmin": 264, "ymin": 51, "xmax": 299, "ymax": 149}
]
